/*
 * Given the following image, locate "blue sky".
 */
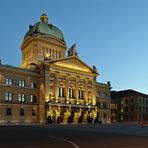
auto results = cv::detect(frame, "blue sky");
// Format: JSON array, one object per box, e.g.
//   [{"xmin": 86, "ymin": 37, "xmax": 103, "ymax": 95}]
[{"xmin": 0, "ymin": 0, "xmax": 148, "ymax": 93}]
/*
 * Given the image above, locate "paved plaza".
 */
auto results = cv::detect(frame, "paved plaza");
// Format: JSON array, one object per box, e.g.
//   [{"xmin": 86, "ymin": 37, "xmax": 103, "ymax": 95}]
[{"xmin": 0, "ymin": 124, "xmax": 148, "ymax": 148}]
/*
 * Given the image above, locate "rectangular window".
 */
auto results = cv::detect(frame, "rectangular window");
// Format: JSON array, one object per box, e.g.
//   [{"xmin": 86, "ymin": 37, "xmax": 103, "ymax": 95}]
[
  {"xmin": 103, "ymin": 102, "xmax": 107, "ymax": 109},
  {"xmin": 20, "ymin": 109, "xmax": 24, "ymax": 116},
  {"xmin": 79, "ymin": 90, "xmax": 84, "ymax": 99},
  {"xmin": 139, "ymin": 98, "xmax": 141, "ymax": 104},
  {"xmin": 139, "ymin": 106, "xmax": 141, "ymax": 112},
  {"xmin": 6, "ymin": 78, "xmax": 13, "ymax": 85},
  {"xmin": 69, "ymin": 88, "xmax": 74, "ymax": 98},
  {"xmin": 19, "ymin": 80, "xmax": 25, "ymax": 87},
  {"xmin": 31, "ymin": 82, "xmax": 37, "ymax": 88},
  {"xmin": 104, "ymin": 113, "xmax": 106, "ymax": 118},
  {"xmin": 125, "ymin": 107, "xmax": 128, "ymax": 112},
  {"xmin": 58, "ymin": 87, "xmax": 65, "ymax": 97},
  {"xmin": 18, "ymin": 93, "xmax": 25, "ymax": 102},
  {"xmin": 130, "ymin": 106, "xmax": 134, "ymax": 112},
  {"xmin": 6, "ymin": 108, "xmax": 11, "ymax": 115},
  {"xmin": 143, "ymin": 99, "xmax": 145, "ymax": 104},
  {"xmin": 30, "ymin": 95, "xmax": 37, "ymax": 103},
  {"xmin": 5, "ymin": 92, "xmax": 13, "ymax": 101},
  {"xmin": 131, "ymin": 99, "xmax": 134, "ymax": 103}
]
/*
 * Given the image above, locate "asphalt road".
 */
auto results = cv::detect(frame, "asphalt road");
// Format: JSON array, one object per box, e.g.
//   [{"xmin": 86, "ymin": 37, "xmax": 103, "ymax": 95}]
[{"xmin": 0, "ymin": 124, "xmax": 148, "ymax": 148}]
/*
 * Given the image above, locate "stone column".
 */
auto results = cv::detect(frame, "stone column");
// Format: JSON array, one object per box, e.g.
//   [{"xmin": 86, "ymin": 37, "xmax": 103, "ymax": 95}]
[
  {"xmin": 84, "ymin": 78, "xmax": 88, "ymax": 104},
  {"xmin": 91, "ymin": 78, "xmax": 96, "ymax": 105},
  {"xmin": 75, "ymin": 76, "xmax": 79, "ymax": 104},
  {"xmin": 54, "ymin": 73, "xmax": 58, "ymax": 102},
  {"xmin": 45, "ymin": 67, "xmax": 50, "ymax": 102},
  {"xmin": 38, "ymin": 63, "xmax": 46, "ymax": 123},
  {"xmin": 65, "ymin": 74, "xmax": 69, "ymax": 103}
]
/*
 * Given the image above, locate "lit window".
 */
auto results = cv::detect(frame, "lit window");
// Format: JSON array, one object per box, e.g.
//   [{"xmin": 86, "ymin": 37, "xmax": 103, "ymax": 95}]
[
  {"xmin": 31, "ymin": 82, "xmax": 37, "ymax": 88},
  {"xmin": 18, "ymin": 93, "xmax": 25, "ymax": 102},
  {"xmin": 30, "ymin": 95, "xmax": 37, "ymax": 103},
  {"xmin": 121, "ymin": 108, "xmax": 124, "ymax": 112},
  {"xmin": 5, "ymin": 92, "xmax": 13, "ymax": 101},
  {"xmin": 78, "ymin": 86, "xmax": 84, "ymax": 99},
  {"xmin": 69, "ymin": 86, "xmax": 75, "ymax": 98},
  {"xmin": 58, "ymin": 84, "xmax": 65, "ymax": 97},
  {"xmin": 19, "ymin": 80, "xmax": 25, "ymax": 87},
  {"xmin": 6, "ymin": 108, "xmax": 11, "ymax": 115},
  {"xmin": 20, "ymin": 109, "xmax": 24, "ymax": 116},
  {"xmin": 5, "ymin": 78, "xmax": 13, "ymax": 85},
  {"xmin": 120, "ymin": 99, "xmax": 124, "ymax": 105},
  {"xmin": 120, "ymin": 116, "xmax": 123, "ymax": 120}
]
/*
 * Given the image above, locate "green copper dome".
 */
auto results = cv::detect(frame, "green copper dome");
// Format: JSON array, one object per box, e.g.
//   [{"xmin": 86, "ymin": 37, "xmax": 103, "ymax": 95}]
[{"xmin": 24, "ymin": 14, "xmax": 65, "ymax": 42}]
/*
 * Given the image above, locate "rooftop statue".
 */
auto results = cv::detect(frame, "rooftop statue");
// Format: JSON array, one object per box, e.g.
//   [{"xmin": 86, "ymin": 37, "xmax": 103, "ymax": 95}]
[{"xmin": 67, "ymin": 43, "xmax": 78, "ymax": 57}]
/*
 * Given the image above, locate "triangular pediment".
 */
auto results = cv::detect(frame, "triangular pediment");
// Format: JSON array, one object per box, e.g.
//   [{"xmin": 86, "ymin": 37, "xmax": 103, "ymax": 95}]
[{"xmin": 48, "ymin": 56, "xmax": 98, "ymax": 74}]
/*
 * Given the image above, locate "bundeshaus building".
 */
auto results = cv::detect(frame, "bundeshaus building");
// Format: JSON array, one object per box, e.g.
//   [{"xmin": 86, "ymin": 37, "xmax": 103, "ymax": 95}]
[{"xmin": 0, "ymin": 14, "xmax": 111, "ymax": 124}]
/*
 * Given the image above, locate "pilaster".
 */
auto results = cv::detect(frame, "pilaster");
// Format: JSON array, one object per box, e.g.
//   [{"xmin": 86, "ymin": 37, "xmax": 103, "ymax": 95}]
[
  {"xmin": 84, "ymin": 78, "xmax": 88, "ymax": 104},
  {"xmin": 65, "ymin": 74, "xmax": 70, "ymax": 103},
  {"xmin": 75, "ymin": 76, "xmax": 79, "ymax": 104},
  {"xmin": 91, "ymin": 78, "xmax": 96, "ymax": 105},
  {"xmin": 54, "ymin": 73, "xmax": 59, "ymax": 102}
]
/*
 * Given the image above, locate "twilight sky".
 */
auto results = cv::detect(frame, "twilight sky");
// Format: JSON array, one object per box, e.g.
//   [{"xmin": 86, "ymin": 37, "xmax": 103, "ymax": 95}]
[{"xmin": 0, "ymin": 0, "xmax": 148, "ymax": 93}]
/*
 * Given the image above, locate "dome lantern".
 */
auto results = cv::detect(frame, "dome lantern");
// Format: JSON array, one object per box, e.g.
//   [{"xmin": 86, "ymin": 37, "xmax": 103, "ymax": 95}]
[{"xmin": 40, "ymin": 13, "xmax": 48, "ymax": 24}]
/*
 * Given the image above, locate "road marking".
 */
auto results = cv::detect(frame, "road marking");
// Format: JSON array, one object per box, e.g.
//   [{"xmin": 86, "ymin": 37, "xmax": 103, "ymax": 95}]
[{"xmin": 48, "ymin": 135, "xmax": 79, "ymax": 148}]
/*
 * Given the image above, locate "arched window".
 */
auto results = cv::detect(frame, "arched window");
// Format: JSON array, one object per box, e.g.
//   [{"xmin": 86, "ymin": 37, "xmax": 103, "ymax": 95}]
[
  {"xmin": 69, "ymin": 85, "xmax": 75, "ymax": 98},
  {"xmin": 32, "ymin": 109, "xmax": 36, "ymax": 116},
  {"xmin": 20, "ymin": 108, "xmax": 24, "ymax": 116},
  {"xmin": 79, "ymin": 86, "xmax": 84, "ymax": 99},
  {"xmin": 103, "ymin": 102, "xmax": 107, "ymax": 109},
  {"xmin": 6, "ymin": 108, "xmax": 11, "ymax": 115},
  {"xmin": 58, "ymin": 83, "xmax": 65, "ymax": 97}
]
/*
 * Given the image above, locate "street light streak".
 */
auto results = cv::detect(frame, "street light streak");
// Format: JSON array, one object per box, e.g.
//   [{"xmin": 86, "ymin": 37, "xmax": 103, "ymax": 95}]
[{"xmin": 48, "ymin": 135, "xmax": 79, "ymax": 148}]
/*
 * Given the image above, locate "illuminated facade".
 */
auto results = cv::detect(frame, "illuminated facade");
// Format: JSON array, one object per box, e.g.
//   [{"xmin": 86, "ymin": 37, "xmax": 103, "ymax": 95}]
[
  {"xmin": 0, "ymin": 14, "xmax": 111, "ymax": 124},
  {"xmin": 96, "ymin": 82, "xmax": 111, "ymax": 123}
]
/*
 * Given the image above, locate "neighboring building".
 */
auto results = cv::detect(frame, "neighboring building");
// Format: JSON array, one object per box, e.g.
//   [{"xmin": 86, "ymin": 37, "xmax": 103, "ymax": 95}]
[
  {"xmin": 96, "ymin": 82, "xmax": 111, "ymax": 123},
  {"xmin": 111, "ymin": 89, "xmax": 148, "ymax": 124},
  {"xmin": 0, "ymin": 65, "xmax": 40, "ymax": 123},
  {"xmin": 0, "ymin": 14, "xmax": 111, "ymax": 124}
]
